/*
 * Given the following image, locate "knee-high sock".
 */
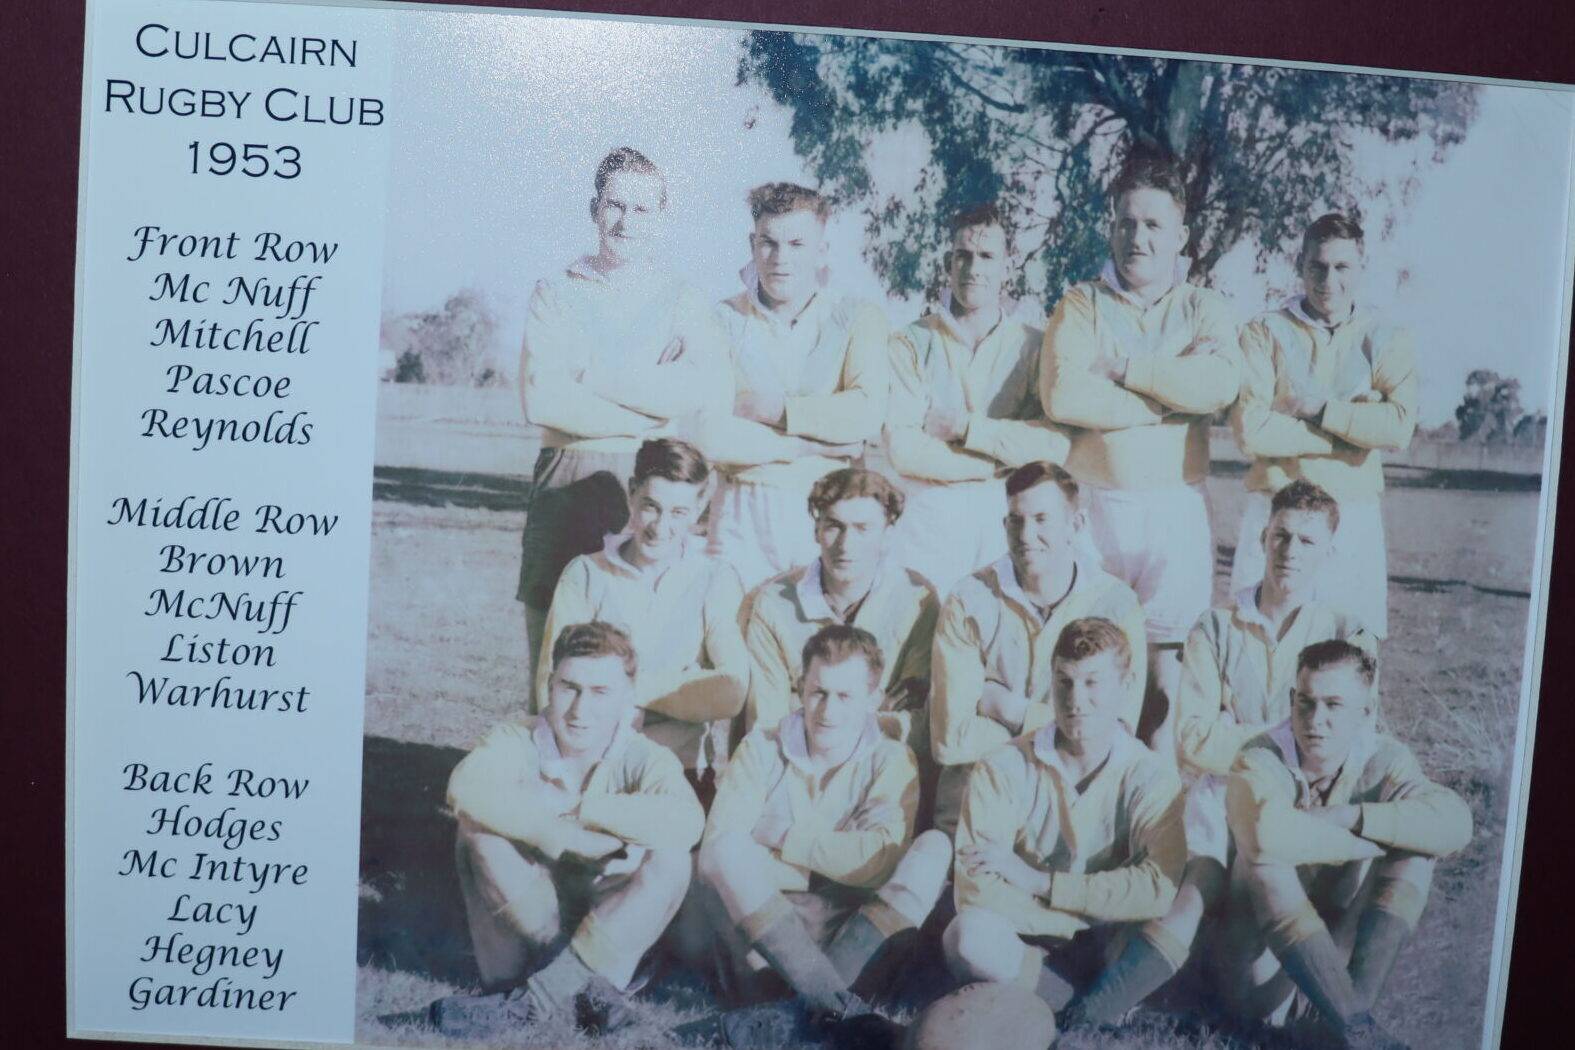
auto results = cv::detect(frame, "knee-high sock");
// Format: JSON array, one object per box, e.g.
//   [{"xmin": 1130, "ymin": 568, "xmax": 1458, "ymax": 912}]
[
  {"xmin": 1275, "ymin": 929, "xmax": 1361, "ymax": 1027},
  {"xmin": 522, "ymin": 946, "xmax": 595, "ymax": 1019},
  {"xmin": 1016, "ymin": 945, "xmax": 1076, "ymax": 1012},
  {"xmin": 1071, "ymin": 929, "xmax": 1183, "ymax": 1024},
  {"xmin": 824, "ymin": 900, "xmax": 916, "ymax": 992},
  {"xmin": 743, "ymin": 894, "xmax": 850, "ymax": 1015},
  {"xmin": 1348, "ymin": 908, "xmax": 1410, "ymax": 1013}
]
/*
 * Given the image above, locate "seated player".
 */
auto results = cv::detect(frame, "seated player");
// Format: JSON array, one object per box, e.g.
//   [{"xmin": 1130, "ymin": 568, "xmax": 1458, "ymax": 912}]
[
  {"xmin": 430, "ymin": 622, "xmax": 703, "ymax": 1038},
  {"xmin": 694, "ymin": 624, "xmax": 953, "ymax": 1046},
  {"xmin": 516, "ymin": 147, "xmax": 731, "ymax": 679},
  {"xmin": 702, "ymin": 182, "xmax": 889, "ymax": 590},
  {"xmin": 535, "ymin": 438, "xmax": 748, "ymax": 793},
  {"xmin": 930, "ymin": 462, "xmax": 1146, "ymax": 835},
  {"xmin": 945, "ymin": 618, "xmax": 1191, "ymax": 1028},
  {"xmin": 1217, "ymin": 640, "xmax": 1472, "ymax": 1048},
  {"xmin": 1232, "ymin": 213, "xmax": 1419, "ymax": 638},
  {"xmin": 883, "ymin": 202, "xmax": 1071, "ymax": 595},
  {"xmin": 742, "ymin": 467, "xmax": 938, "ymax": 755},
  {"xmin": 1039, "ymin": 146, "xmax": 1242, "ymax": 747}
]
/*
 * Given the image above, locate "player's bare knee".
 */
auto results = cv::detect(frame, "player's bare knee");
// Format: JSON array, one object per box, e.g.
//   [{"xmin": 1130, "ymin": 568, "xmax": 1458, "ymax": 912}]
[
  {"xmin": 639, "ymin": 846, "xmax": 695, "ymax": 895},
  {"xmin": 697, "ymin": 832, "xmax": 751, "ymax": 890},
  {"xmin": 944, "ymin": 908, "xmax": 1018, "ymax": 982}
]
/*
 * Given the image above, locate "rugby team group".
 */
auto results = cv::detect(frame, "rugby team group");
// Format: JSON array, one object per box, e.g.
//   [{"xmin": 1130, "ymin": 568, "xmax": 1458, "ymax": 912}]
[{"xmin": 418, "ymin": 144, "xmax": 1475, "ymax": 1050}]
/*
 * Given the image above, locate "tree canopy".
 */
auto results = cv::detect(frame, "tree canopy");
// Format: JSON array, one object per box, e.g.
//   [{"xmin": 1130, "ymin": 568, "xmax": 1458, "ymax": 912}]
[{"xmin": 738, "ymin": 33, "xmax": 1478, "ymax": 303}]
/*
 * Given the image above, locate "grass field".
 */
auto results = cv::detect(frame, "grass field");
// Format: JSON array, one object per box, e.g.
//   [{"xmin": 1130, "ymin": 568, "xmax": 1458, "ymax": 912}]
[{"xmin": 355, "ymin": 433, "xmax": 1541, "ymax": 1049}]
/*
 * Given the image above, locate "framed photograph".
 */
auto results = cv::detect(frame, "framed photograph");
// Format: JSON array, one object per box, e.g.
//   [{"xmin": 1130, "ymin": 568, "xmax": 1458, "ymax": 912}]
[{"xmin": 62, "ymin": 1, "xmax": 1575, "ymax": 1047}]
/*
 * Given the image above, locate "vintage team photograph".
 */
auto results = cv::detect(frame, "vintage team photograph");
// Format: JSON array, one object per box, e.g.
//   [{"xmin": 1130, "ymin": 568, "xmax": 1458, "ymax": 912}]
[{"xmin": 353, "ymin": 10, "xmax": 1574, "ymax": 1049}]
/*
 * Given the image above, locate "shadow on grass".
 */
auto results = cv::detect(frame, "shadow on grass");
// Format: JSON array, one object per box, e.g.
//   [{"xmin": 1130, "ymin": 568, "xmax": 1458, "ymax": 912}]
[
  {"xmin": 1212, "ymin": 544, "xmax": 1531, "ymax": 601},
  {"xmin": 358, "ymin": 735, "xmax": 475, "ymax": 987},
  {"xmin": 1209, "ymin": 458, "xmax": 1539, "ymax": 493},
  {"xmin": 373, "ymin": 466, "xmax": 532, "ymax": 513}
]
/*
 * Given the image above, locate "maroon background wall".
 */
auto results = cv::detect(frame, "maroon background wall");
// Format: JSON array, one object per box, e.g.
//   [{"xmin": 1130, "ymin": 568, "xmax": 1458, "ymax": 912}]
[{"xmin": 6, "ymin": 1, "xmax": 1573, "ymax": 1046}]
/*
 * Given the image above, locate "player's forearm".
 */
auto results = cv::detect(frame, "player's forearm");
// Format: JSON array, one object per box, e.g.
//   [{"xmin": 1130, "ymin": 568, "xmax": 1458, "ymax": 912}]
[
  {"xmin": 962, "ymin": 415, "xmax": 1071, "ymax": 470},
  {"xmin": 1046, "ymin": 861, "xmax": 1180, "ymax": 922},
  {"xmin": 886, "ymin": 426, "xmax": 998, "ymax": 482},
  {"xmin": 1122, "ymin": 354, "xmax": 1241, "ymax": 415}
]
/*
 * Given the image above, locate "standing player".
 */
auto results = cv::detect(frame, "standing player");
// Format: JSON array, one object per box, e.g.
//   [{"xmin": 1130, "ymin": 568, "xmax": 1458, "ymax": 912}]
[
  {"xmin": 694, "ymin": 625, "xmax": 952, "ymax": 1045},
  {"xmin": 1039, "ymin": 148, "xmax": 1241, "ymax": 742},
  {"xmin": 883, "ymin": 203, "xmax": 1071, "ymax": 595},
  {"xmin": 1232, "ymin": 213, "xmax": 1419, "ymax": 638},
  {"xmin": 945, "ymin": 618, "xmax": 1192, "ymax": 1028},
  {"xmin": 741, "ymin": 468, "xmax": 938, "ymax": 754},
  {"xmin": 534, "ymin": 439, "xmax": 749, "ymax": 794},
  {"xmin": 516, "ymin": 147, "xmax": 730, "ymax": 677},
  {"xmin": 1218, "ymin": 640, "xmax": 1471, "ymax": 1048},
  {"xmin": 431, "ymin": 622, "xmax": 702, "ymax": 1037},
  {"xmin": 701, "ymin": 183, "xmax": 890, "ymax": 591},
  {"xmin": 930, "ymin": 462, "xmax": 1146, "ymax": 835}
]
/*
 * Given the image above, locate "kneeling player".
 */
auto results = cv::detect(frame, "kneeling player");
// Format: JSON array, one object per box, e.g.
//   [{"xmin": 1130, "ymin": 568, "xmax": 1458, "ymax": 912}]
[
  {"xmin": 430, "ymin": 622, "xmax": 704, "ymax": 1037},
  {"xmin": 742, "ymin": 467, "xmax": 938, "ymax": 753},
  {"xmin": 1217, "ymin": 640, "xmax": 1472, "ymax": 1048},
  {"xmin": 945, "ymin": 618, "xmax": 1192, "ymax": 1029},
  {"xmin": 930, "ymin": 462, "xmax": 1146, "ymax": 836},
  {"xmin": 696, "ymin": 624, "xmax": 952, "ymax": 1045},
  {"xmin": 536, "ymin": 438, "xmax": 749, "ymax": 790}
]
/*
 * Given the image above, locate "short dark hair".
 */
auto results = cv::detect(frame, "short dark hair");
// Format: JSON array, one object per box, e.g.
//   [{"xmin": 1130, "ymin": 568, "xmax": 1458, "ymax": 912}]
[
  {"xmin": 948, "ymin": 202, "xmax": 1014, "ymax": 253},
  {"xmin": 1052, "ymin": 617, "xmax": 1134, "ymax": 677},
  {"xmin": 1297, "ymin": 638, "xmax": 1378, "ymax": 689},
  {"xmin": 630, "ymin": 438, "xmax": 709, "ymax": 491},
  {"xmin": 748, "ymin": 182, "xmax": 831, "ymax": 224},
  {"xmin": 1005, "ymin": 461, "xmax": 1080, "ymax": 507},
  {"xmin": 1269, "ymin": 479, "xmax": 1341, "ymax": 534},
  {"xmin": 1299, "ymin": 212, "xmax": 1365, "ymax": 262},
  {"xmin": 808, "ymin": 468, "xmax": 904, "ymax": 525},
  {"xmin": 802, "ymin": 623, "xmax": 885, "ymax": 688},
  {"xmin": 1109, "ymin": 144, "xmax": 1187, "ymax": 214},
  {"xmin": 594, "ymin": 147, "xmax": 667, "ymax": 208},
  {"xmin": 552, "ymin": 621, "xmax": 637, "ymax": 679}
]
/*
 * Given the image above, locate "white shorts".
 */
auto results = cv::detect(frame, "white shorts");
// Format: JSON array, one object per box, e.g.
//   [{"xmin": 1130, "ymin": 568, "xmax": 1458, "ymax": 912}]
[
  {"xmin": 1086, "ymin": 483, "xmax": 1213, "ymax": 645},
  {"xmin": 892, "ymin": 480, "xmax": 1008, "ymax": 597},
  {"xmin": 1183, "ymin": 774, "xmax": 1229, "ymax": 865},
  {"xmin": 707, "ymin": 478, "xmax": 819, "ymax": 592},
  {"xmin": 1229, "ymin": 489, "xmax": 1388, "ymax": 638}
]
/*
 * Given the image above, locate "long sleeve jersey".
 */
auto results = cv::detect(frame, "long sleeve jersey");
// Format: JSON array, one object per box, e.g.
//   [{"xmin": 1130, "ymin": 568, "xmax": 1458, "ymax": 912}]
[
  {"xmin": 1226, "ymin": 720, "xmax": 1472, "ymax": 868},
  {"xmin": 741, "ymin": 559, "xmax": 938, "ymax": 742},
  {"xmin": 1175, "ymin": 588, "xmax": 1374, "ymax": 777},
  {"xmin": 534, "ymin": 535, "xmax": 750, "ymax": 769},
  {"xmin": 1039, "ymin": 263, "xmax": 1241, "ymax": 490},
  {"xmin": 704, "ymin": 712, "xmax": 919, "ymax": 892},
  {"xmin": 697, "ymin": 283, "xmax": 889, "ymax": 493},
  {"xmin": 447, "ymin": 715, "xmax": 705, "ymax": 858},
  {"xmin": 1232, "ymin": 299, "xmax": 1419, "ymax": 500},
  {"xmin": 955, "ymin": 727, "xmax": 1186, "ymax": 937},
  {"xmin": 930, "ymin": 557, "xmax": 1148, "ymax": 769},
  {"xmin": 885, "ymin": 305, "xmax": 1071, "ymax": 483},
  {"xmin": 518, "ymin": 257, "xmax": 732, "ymax": 454}
]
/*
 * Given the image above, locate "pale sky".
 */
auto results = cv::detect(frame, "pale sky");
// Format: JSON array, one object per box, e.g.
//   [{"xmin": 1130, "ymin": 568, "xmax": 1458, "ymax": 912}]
[{"xmin": 382, "ymin": 11, "xmax": 1575, "ymax": 425}]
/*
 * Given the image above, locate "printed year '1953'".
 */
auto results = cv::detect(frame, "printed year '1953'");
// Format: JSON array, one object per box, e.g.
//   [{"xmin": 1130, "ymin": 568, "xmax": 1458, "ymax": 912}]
[{"xmin": 187, "ymin": 142, "xmax": 301, "ymax": 180}]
